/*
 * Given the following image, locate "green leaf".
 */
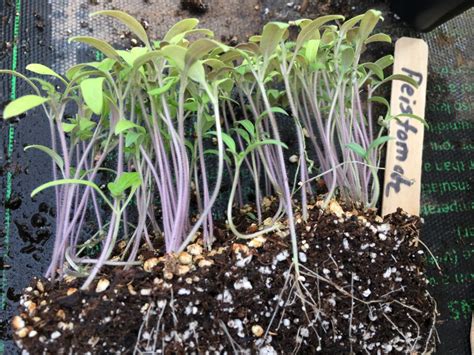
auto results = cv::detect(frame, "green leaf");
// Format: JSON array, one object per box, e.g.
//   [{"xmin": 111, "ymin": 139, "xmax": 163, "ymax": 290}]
[
  {"xmin": 221, "ymin": 132, "xmax": 236, "ymax": 153},
  {"xmin": 270, "ymin": 107, "xmax": 289, "ymax": 115},
  {"xmin": 358, "ymin": 10, "xmax": 383, "ymax": 43},
  {"xmin": 26, "ymin": 64, "xmax": 65, "ymax": 83},
  {"xmin": 340, "ymin": 14, "xmax": 364, "ymax": 33},
  {"xmin": 62, "ymin": 122, "xmax": 77, "ymax": 133},
  {"xmin": 264, "ymin": 70, "xmax": 281, "ymax": 84},
  {"xmin": 341, "ymin": 46, "xmax": 355, "ymax": 72},
  {"xmin": 249, "ymin": 35, "xmax": 261, "ymax": 43},
  {"xmin": 252, "ymin": 139, "xmax": 288, "ymax": 149},
  {"xmin": 164, "ymin": 18, "xmax": 199, "ymax": 42},
  {"xmin": 71, "ymin": 117, "xmax": 96, "ymax": 140},
  {"xmin": 292, "ymin": 19, "xmax": 312, "ymax": 28},
  {"xmin": 31, "ymin": 78, "xmax": 57, "ymax": 94},
  {"xmin": 259, "ymin": 106, "xmax": 289, "ymax": 120},
  {"xmin": 80, "ymin": 77, "xmax": 105, "ymax": 115},
  {"xmin": 246, "ymin": 211, "xmax": 257, "ymax": 221},
  {"xmin": 69, "ymin": 36, "xmax": 122, "ymax": 62},
  {"xmin": 261, "ymin": 139, "xmax": 288, "ymax": 148},
  {"xmin": 220, "ymin": 48, "xmax": 245, "ymax": 63},
  {"xmin": 185, "ymin": 39, "xmax": 224, "ymax": 67},
  {"xmin": 131, "ymin": 46, "xmax": 149, "ymax": 59},
  {"xmin": 346, "ymin": 28, "xmax": 359, "ymax": 44},
  {"xmin": 125, "ymin": 131, "xmax": 144, "ymax": 147},
  {"xmin": 32, "ymin": 179, "xmax": 115, "ymax": 212},
  {"xmin": 267, "ymin": 89, "xmax": 282, "ymax": 100},
  {"xmin": 368, "ymin": 136, "xmax": 393, "ymax": 151},
  {"xmin": 234, "ymin": 127, "xmax": 251, "ymax": 145},
  {"xmin": 97, "ymin": 58, "xmax": 117, "ymax": 72},
  {"xmin": 375, "ymin": 55, "xmax": 394, "ymax": 70},
  {"xmin": 3, "ymin": 95, "xmax": 48, "ymax": 119},
  {"xmin": 131, "ymin": 50, "xmax": 163, "ymax": 71},
  {"xmin": 69, "ymin": 167, "xmax": 89, "ymax": 179},
  {"xmin": 161, "ymin": 45, "xmax": 186, "ymax": 70},
  {"xmin": 24, "ymin": 145, "xmax": 64, "ymax": 173},
  {"xmin": 65, "ymin": 63, "xmax": 95, "ymax": 80},
  {"xmin": 215, "ymin": 77, "xmax": 234, "ymax": 93},
  {"xmin": 115, "ymin": 119, "xmax": 140, "ymax": 135},
  {"xmin": 376, "ymin": 74, "xmax": 419, "ymax": 89},
  {"xmin": 148, "ymin": 77, "xmax": 177, "ymax": 96},
  {"xmin": 203, "ymin": 58, "xmax": 227, "ymax": 70},
  {"xmin": 187, "ymin": 61, "xmax": 206, "ymax": 84},
  {"xmin": 238, "ymin": 119, "xmax": 255, "ymax": 136},
  {"xmin": 304, "ymin": 39, "xmax": 320, "ymax": 64},
  {"xmin": 204, "ymin": 149, "xmax": 232, "ymax": 165},
  {"xmin": 197, "ymin": 114, "xmax": 213, "ymax": 133},
  {"xmin": 0, "ymin": 69, "xmax": 41, "ymax": 96},
  {"xmin": 363, "ymin": 63, "xmax": 384, "ymax": 80},
  {"xmin": 116, "ymin": 50, "xmax": 135, "ymax": 67},
  {"xmin": 184, "ymin": 139, "xmax": 195, "ymax": 154},
  {"xmin": 393, "ymin": 113, "xmax": 428, "ymax": 127},
  {"xmin": 107, "ymin": 172, "xmax": 141, "ymax": 199},
  {"xmin": 260, "ymin": 22, "xmax": 289, "ymax": 60},
  {"xmin": 175, "ymin": 28, "xmax": 214, "ymax": 42},
  {"xmin": 369, "ymin": 96, "xmax": 390, "ymax": 109},
  {"xmin": 79, "ymin": 117, "xmax": 96, "ymax": 132},
  {"xmin": 183, "ymin": 99, "xmax": 198, "ymax": 112},
  {"xmin": 207, "ymin": 131, "xmax": 236, "ymax": 153},
  {"xmin": 91, "ymin": 10, "xmax": 150, "ymax": 47},
  {"xmin": 346, "ymin": 142, "xmax": 367, "ymax": 159},
  {"xmin": 296, "ymin": 15, "xmax": 344, "ymax": 48},
  {"xmin": 365, "ymin": 33, "xmax": 391, "ymax": 44},
  {"xmin": 235, "ymin": 43, "xmax": 260, "ymax": 55}
]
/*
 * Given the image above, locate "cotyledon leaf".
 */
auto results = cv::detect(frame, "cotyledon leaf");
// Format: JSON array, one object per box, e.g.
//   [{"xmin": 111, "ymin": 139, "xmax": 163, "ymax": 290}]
[
  {"xmin": 24, "ymin": 145, "xmax": 64, "ymax": 173},
  {"xmin": 260, "ymin": 22, "xmax": 289, "ymax": 60},
  {"xmin": 26, "ymin": 64, "xmax": 66, "ymax": 83},
  {"xmin": 164, "ymin": 18, "xmax": 199, "ymax": 42},
  {"xmin": 80, "ymin": 77, "xmax": 105, "ymax": 115},
  {"xmin": 91, "ymin": 10, "xmax": 150, "ymax": 48},
  {"xmin": 69, "ymin": 36, "xmax": 122, "ymax": 62},
  {"xmin": 3, "ymin": 95, "xmax": 49, "ymax": 119},
  {"xmin": 296, "ymin": 15, "xmax": 344, "ymax": 49}
]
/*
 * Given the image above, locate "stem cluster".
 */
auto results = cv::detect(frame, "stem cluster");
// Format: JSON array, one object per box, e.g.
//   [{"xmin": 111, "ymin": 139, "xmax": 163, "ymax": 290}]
[{"xmin": 2, "ymin": 10, "xmax": 423, "ymax": 287}]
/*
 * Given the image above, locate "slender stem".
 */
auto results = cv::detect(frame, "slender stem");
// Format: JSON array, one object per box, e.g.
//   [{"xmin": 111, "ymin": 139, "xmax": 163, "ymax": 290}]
[
  {"xmin": 177, "ymin": 85, "xmax": 224, "ymax": 253},
  {"xmin": 227, "ymin": 162, "xmax": 279, "ymax": 239}
]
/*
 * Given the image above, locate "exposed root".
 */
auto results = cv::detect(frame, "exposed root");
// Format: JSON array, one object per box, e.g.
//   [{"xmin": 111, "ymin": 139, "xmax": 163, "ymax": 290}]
[
  {"xmin": 134, "ymin": 300, "xmax": 167, "ymax": 354},
  {"xmin": 219, "ymin": 320, "xmax": 245, "ymax": 354}
]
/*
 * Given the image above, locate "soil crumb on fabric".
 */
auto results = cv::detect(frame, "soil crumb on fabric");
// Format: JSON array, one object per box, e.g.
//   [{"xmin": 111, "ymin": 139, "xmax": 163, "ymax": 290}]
[{"xmin": 181, "ymin": 0, "xmax": 208, "ymax": 14}]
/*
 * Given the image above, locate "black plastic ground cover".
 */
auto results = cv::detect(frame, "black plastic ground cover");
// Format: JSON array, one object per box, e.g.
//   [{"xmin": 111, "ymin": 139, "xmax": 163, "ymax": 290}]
[
  {"xmin": 0, "ymin": 1, "xmax": 473, "ymax": 354},
  {"xmin": 419, "ymin": 11, "xmax": 473, "ymax": 353},
  {"xmin": 0, "ymin": 0, "xmax": 56, "ymax": 353}
]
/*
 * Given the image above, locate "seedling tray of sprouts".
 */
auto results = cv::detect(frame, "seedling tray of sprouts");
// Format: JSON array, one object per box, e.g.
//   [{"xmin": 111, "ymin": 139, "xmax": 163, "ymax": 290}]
[{"xmin": 5, "ymin": 10, "xmax": 437, "ymax": 354}]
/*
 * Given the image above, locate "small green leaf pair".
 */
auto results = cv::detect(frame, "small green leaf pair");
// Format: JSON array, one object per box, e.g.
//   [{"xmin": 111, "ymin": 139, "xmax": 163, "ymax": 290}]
[
  {"xmin": 346, "ymin": 135, "xmax": 393, "ymax": 160},
  {"xmin": 107, "ymin": 172, "xmax": 141, "ymax": 199}
]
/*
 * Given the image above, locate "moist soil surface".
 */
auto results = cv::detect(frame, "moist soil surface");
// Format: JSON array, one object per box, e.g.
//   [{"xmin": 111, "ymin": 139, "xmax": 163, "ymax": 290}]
[{"xmin": 12, "ymin": 200, "xmax": 437, "ymax": 354}]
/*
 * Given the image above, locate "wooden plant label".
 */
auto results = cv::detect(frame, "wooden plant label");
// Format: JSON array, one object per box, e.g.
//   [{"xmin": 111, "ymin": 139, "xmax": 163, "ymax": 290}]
[{"xmin": 382, "ymin": 37, "xmax": 429, "ymax": 217}]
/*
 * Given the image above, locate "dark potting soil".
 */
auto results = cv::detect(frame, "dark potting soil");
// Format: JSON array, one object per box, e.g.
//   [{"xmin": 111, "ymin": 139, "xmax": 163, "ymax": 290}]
[{"xmin": 12, "ymin": 200, "xmax": 437, "ymax": 354}]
